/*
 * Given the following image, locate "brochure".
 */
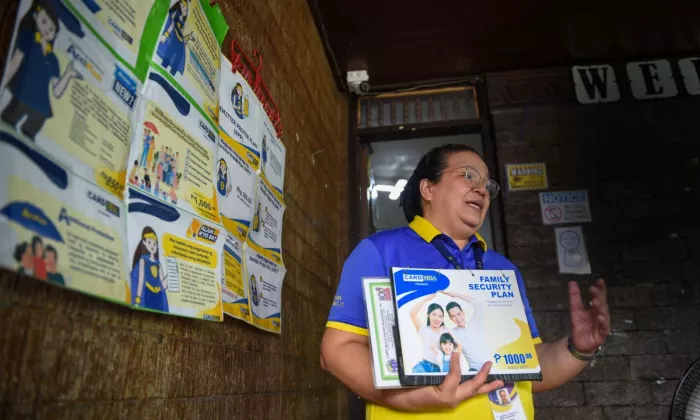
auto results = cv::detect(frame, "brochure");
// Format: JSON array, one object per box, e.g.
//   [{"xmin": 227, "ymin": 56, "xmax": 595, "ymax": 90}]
[
  {"xmin": 391, "ymin": 268, "xmax": 542, "ymax": 386},
  {"xmin": 362, "ymin": 278, "xmax": 402, "ymax": 389},
  {"xmin": 243, "ymin": 242, "xmax": 285, "ymax": 334}
]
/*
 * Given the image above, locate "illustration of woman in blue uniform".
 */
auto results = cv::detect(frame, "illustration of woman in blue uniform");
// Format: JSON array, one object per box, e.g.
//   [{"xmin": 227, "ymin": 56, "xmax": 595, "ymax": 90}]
[
  {"xmin": 250, "ymin": 274, "xmax": 259, "ymax": 306},
  {"xmin": 261, "ymin": 135, "xmax": 267, "ymax": 175},
  {"xmin": 232, "ymin": 83, "xmax": 244, "ymax": 119},
  {"xmin": 156, "ymin": 0, "xmax": 193, "ymax": 77},
  {"xmin": 1, "ymin": 0, "xmax": 83, "ymax": 140},
  {"xmin": 130, "ymin": 227, "xmax": 169, "ymax": 312},
  {"xmin": 252, "ymin": 202, "xmax": 262, "ymax": 232},
  {"xmin": 216, "ymin": 158, "xmax": 232, "ymax": 197}
]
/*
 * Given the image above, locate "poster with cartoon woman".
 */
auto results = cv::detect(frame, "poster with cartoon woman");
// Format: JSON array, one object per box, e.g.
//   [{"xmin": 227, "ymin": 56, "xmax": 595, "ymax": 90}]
[
  {"xmin": 128, "ymin": 78, "xmax": 221, "ymax": 223},
  {"xmin": 221, "ymin": 233, "xmax": 251, "ymax": 323},
  {"xmin": 127, "ymin": 187, "xmax": 224, "ymax": 321},
  {"xmin": 259, "ymin": 109, "xmax": 286, "ymax": 195},
  {"xmin": 218, "ymin": 53, "xmax": 261, "ymax": 170},
  {"xmin": 150, "ymin": 0, "xmax": 228, "ymax": 128},
  {"xmin": 0, "ymin": 0, "xmax": 142, "ymax": 198},
  {"xmin": 0, "ymin": 128, "xmax": 129, "ymax": 304},
  {"xmin": 246, "ymin": 175, "xmax": 285, "ymax": 266},
  {"xmin": 242, "ymin": 242, "xmax": 286, "ymax": 334},
  {"xmin": 216, "ymin": 135, "xmax": 257, "ymax": 243}
]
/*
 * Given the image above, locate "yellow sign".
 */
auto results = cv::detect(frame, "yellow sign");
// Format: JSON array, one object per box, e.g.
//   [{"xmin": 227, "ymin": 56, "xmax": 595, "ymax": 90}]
[{"xmin": 506, "ymin": 163, "xmax": 548, "ymax": 191}]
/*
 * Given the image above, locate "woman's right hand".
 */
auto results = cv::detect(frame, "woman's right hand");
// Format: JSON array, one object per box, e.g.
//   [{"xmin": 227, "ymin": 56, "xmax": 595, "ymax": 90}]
[{"xmin": 426, "ymin": 354, "xmax": 503, "ymax": 409}]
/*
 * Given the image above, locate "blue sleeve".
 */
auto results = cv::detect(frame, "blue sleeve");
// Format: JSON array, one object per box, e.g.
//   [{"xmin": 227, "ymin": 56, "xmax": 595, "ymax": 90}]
[
  {"xmin": 515, "ymin": 268, "xmax": 540, "ymax": 341},
  {"xmin": 16, "ymin": 28, "xmax": 33, "ymax": 54},
  {"xmin": 327, "ymin": 239, "xmax": 387, "ymax": 335}
]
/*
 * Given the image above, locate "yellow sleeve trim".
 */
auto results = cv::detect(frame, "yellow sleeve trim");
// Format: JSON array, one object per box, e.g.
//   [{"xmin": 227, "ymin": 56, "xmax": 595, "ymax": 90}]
[
  {"xmin": 326, "ymin": 321, "xmax": 369, "ymax": 336},
  {"xmin": 532, "ymin": 337, "xmax": 543, "ymax": 345}
]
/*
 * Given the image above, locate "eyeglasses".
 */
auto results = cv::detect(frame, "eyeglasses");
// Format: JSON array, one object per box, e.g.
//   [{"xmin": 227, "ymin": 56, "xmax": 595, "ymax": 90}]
[{"xmin": 440, "ymin": 165, "xmax": 501, "ymax": 198}]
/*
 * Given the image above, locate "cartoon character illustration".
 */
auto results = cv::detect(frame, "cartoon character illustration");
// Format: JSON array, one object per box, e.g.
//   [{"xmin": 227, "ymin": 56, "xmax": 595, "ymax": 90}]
[
  {"xmin": 129, "ymin": 160, "xmax": 140, "ymax": 185},
  {"xmin": 44, "ymin": 245, "xmax": 65, "ymax": 286},
  {"xmin": 232, "ymin": 82, "xmax": 245, "ymax": 119},
  {"xmin": 31, "ymin": 235, "xmax": 46, "ymax": 280},
  {"xmin": 13, "ymin": 241, "xmax": 34, "ymax": 276},
  {"xmin": 250, "ymin": 274, "xmax": 259, "ymax": 306},
  {"xmin": 156, "ymin": 0, "xmax": 194, "ymax": 76},
  {"xmin": 252, "ymin": 202, "xmax": 262, "ymax": 232},
  {"xmin": 1, "ymin": 0, "xmax": 83, "ymax": 140},
  {"xmin": 216, "ymin": 158, "xmax": 232, "ymax": 197},
  {"xmin": 143, "ymin": 174, "xmax": 152, "ymax": 193},
  {"xmin": 261, "ymin": 135, "xmax": 267, "ymax": 175},
  {"xmin": 130, "ymin": 227, "xmax": 169, "ymax": 312}
]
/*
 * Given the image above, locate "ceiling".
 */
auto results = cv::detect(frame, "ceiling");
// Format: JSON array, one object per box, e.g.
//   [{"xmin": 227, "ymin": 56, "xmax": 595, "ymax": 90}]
[{"xmin": 309, "ymin": 0, "xmax": 700, "ymax": 91}]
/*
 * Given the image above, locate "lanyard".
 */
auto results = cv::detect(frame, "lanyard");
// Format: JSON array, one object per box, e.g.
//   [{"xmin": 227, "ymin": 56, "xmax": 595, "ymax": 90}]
[{"xmin": 431, "ymin": 238, "xmax": 483, "ymax": 270}]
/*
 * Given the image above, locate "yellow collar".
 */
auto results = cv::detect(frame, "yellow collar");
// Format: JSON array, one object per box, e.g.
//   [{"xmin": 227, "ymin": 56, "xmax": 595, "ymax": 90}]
[
  {"xmin": 409, "ymin": 215, "xmax": 487, "ymax": 251},
  {"xmin": 34, "ymin": 32, "xmax": 52, "ymax": 55}
]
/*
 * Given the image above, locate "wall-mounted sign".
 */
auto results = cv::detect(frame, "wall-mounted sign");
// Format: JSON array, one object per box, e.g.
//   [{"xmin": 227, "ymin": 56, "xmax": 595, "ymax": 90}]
[
  {"xmin": 539, "ymin": 190, "xmax": 592, "ymax": 225},
  {"xmin": 573, "ymin": 57, "xmax": 700, "ymax": 103},
  {"xmin": 506, "ymin": 163, "xmax": 548, "ymax": 192},
  {"xmin": 555, "ymin": 226, "xmax": 591, "ymax": 275}
]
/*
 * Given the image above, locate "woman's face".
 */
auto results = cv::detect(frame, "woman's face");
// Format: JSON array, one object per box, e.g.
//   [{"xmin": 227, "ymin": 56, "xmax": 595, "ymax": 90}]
[
  {"xmin": 236, "ymin": 86, "xmax": 243, "ymax": 96},
  {"xmin": 35, "ymin": 10, "xmax": 57, "ymax": 42},
  {"xmin": 423, "ymin": 151, "xmax": 490, "ymax": 234},
  {"xmin": 22, "ymin": 246, "xmax": 34, "ymax": 269},
  {"xmin": 219, "ymin": 161, "xmax": 225, "ymax": 173},
  {"xmin": 428, "ymin": 308, "xmax": 443, "ymax": 328},
  {"xmin": 144, "ymin": 237, "xmax": 158, "ymax": 255},
  {"xmin": 180, "ymin": 0, "xmax": 189, "ymax": 16},
  {"xmin": 440, "ymin": 341, "xmax": 454, "ymax": 355},
  {"xmin": 33, "ymin": 242, "xmax": 44, "ymax": 257}
]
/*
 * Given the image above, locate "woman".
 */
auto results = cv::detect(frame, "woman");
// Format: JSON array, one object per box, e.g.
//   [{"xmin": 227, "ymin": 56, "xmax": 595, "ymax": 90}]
[
  {"xmin": 130, "ymin": 227, "xmax": 168, "ymax": 312},
  {"xmin": 217, "ymin": 158, "xmax": 232, "ymax": 196},
  {"xmin": 321, "ymin": 144, "xmax": 610, "ymax": 419},
  {"xmin": 157, "ymin": 0, "xmax": 190, "ymax": 76},
  {"xmin": 409, "ymin": 293, "xmax": 448, "ymax": 373}
]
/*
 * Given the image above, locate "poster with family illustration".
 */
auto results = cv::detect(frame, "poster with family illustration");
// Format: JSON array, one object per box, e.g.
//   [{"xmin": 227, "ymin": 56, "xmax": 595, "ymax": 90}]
[
  {"xmin": 0, "ymin": 128, "xmax": 129, "ymax": 304},
  {"xmin": 0, "ymin": 0, "xmax": 143, "ymax": 198},
  {"xmin": 127, "ymin": 187, "xmax": 225, "ymax": 321},
  {"xmin": 391, "ymin": 268, "xmax": 542, "ymax": 385}
]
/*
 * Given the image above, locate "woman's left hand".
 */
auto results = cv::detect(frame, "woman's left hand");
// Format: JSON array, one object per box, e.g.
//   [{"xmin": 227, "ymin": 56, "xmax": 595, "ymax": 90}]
[{"xmin": 568, "ymin": 278, "xmax": 611, "ymax": 354}]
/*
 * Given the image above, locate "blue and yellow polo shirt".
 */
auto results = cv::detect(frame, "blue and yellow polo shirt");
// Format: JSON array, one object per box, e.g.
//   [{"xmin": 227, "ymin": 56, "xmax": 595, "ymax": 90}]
[{"xmin": 327, "ymin": 216, "xmax": 541, "ymax": 420}]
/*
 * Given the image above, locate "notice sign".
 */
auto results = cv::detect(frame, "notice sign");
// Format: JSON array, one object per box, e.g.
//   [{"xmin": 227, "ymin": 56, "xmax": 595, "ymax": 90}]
[
  {"xmin": 506, "ymin": 163, "xmax": 548, "ymax": 192},
  {"xmin": 555, "ymin": 226, "xmax": 591, "ymax": 275},
  {"xmin": 539, "ymin": 191, "xmax": 592, "ymax": 225}
]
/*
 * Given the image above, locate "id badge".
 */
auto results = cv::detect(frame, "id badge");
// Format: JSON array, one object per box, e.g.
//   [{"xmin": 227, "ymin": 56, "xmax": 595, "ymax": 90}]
[{"xmin": 488, "ymin": 383, "xmax": 527, "ymax": 420}]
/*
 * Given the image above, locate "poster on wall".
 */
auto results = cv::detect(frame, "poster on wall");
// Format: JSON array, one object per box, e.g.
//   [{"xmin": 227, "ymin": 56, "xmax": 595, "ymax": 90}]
[
  {"xmin": 539, "ymin": 191, "xmax": 592, "ymax": 225},
  {"xmin": 0, "ymin": 0, "xmax": 143, "ymax": 198},
  {"xmin": 217, "ymin": 132, "xmax": 257, "ymax": 243},
  {"xmin": 221, "ymin": 234, "xmax": 252, "ymax": 323},
  {"xmin": 128, "ymin": 77, "xmax": 221, "ymax": 224},
  {"xmin": 555, "ymin": 226, "xmax": 591, "ymax": 275},
  {"xmin": 246, "ymin": 174, "xmax": 285, "ymax": 266},
  {"xmin": 150, "ymin": 0, "xmax": 228, "ymax": 129},
  {"xmin": 218, "ymin": 53, "xmax": 261, "ymax": 169},
  {"xmin": 505, "ymin": 163, "xmax": 549, "ymax": 192},
  {"xmin": 260, "ymin": 110, "xmax": 286, "ymax": 194},
  {"xmin": 64, "ymin": 0, "xmax": 169, "ymax": 79},
  {"xmin": 0, "ymin": 129, "xmax": 129, "ymax": 304},
  {"xmin": 127, "ymin": 188, "xmax": 224, "ymax": 321},
  {"xmin": 243, "ymin": 242, "xmax": 285, "ymax": 334}
]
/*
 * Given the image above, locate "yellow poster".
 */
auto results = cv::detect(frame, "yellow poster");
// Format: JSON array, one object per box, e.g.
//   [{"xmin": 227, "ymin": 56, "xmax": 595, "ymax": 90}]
[
  {"xmin": 66, "ymin": 0, "xmax": 157, "ymax": 69},
  {"xmin": 222, "ymin": 234, "xmax": 252, "ymax": 323},
  {"xmin": 506, "ymin": 163, "xmax": 549, "ymax": 191},
  {"xmin": 246, "ymin": 174, "xmax": 285, "ymax": 266},
  {"xmin": 243, "ymin": 242, "xmax": 285, "ymax": 334},
  {"xmin": 0, "ymin": 129, "xmax": 129, "ymax": 304},
  {"xmin": 0, "ymin": 0, "xmax": 140, "ymax": 198},
  {"xmin": 217, "ymin": 133, "xmax": 257, "ymax": 243},
  {"xmin": 152, "ymin": 0, "xmax": 220, "ymax": 123},
  {"xmin": 260, "ymin": 109, "xmax": 286, "ymax": 195},
  {"xmin": 127, "ymin": 187, "xmax": 224, "ymax": 321},
  {"xmin": 128, "ymin": 90, "xmax": 220, "ymax": 224}
]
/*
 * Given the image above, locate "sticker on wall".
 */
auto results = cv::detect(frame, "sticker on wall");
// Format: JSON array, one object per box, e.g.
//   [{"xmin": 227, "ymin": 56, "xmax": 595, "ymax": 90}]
[
  {"xmin": 505, "ymin": 163, "xmax": 549, "ymax": 192},
  {"xmin": 221, "ymin": 233, "xmax": 252, "ymax": 323},
  {"xmin": 217, "ymin": 133, "xmax": 257, "ymax": 243},
  {"xmin": 218, "ymin": 53, "xmax": 261, "ymax": 170},
  {"xmin": 0, "ymin": 129, "xmax": 129, "ymax": 305},
  {"xmin": 127, "ymin": 188, "xmax": 225, "ymax": 321},
  {"xmin": 539, "ymin": 191, "xmax": 592, "ymax": 225},
  {"xmin": 243, "ymin": 242, "xmax": 286, "ymax": 334},
  {"xmin": 555, "ymin": 226, "xmax": 591, "ymax": 275},
  {"xmin": 259, "ymin": 109, "xmax": 286, "ymax": 195},
  {"xmin": 246, "ymin": 174, "xmax": 285, "ymax": 266}
]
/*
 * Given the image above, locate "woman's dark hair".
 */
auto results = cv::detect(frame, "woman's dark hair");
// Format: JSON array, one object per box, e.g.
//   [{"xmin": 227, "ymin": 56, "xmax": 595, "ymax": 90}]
[
  {"xmin": 20, "ymin": 0, "xmax": 60, "ymax": 34},
  {"xmin": 439, "ymin": 333, "xmax": 456, "ymax": 346},
  {"xmin": 425, "ymin": 303, "xmax": 445, "ymax": 327},
  {"xmin": 144, "ymin": 174, "xmax": 151, "ymax": 189},
  {"xmin": 14, "ymin": 242, "xmax": 29, "ymax": 262},
  {"xmin": 399, "ymin": 144, "xmax": 479, "ymax": 223},
  {"xmin": 131, "ymin": 227, "xmax": 159, "ymax": 269},
  {"xmin": 31, "ymin": 235, "xmax": 44, "ymax": 256}
]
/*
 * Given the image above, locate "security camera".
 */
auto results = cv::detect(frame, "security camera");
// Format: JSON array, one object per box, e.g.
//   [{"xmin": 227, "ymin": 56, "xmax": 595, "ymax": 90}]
[{"xmin": 347, "ymin": 70, "xmax": 370, "ymax": 95}]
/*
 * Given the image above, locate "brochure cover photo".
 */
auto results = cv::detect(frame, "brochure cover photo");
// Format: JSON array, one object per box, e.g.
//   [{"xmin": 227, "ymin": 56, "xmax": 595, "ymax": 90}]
[
  {"xmin": 362, "ymin": 277, "xmax": 401, "ymax": 389},
  {"xmin": 391, "ymin": 268, "xmax": 542, "ymax": 386}
]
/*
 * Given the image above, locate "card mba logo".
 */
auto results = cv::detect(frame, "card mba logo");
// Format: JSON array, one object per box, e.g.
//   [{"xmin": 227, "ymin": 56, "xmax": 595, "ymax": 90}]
[{"xmin": 403, "ymin": 272, "xmax": 438, "ymax": 282}]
